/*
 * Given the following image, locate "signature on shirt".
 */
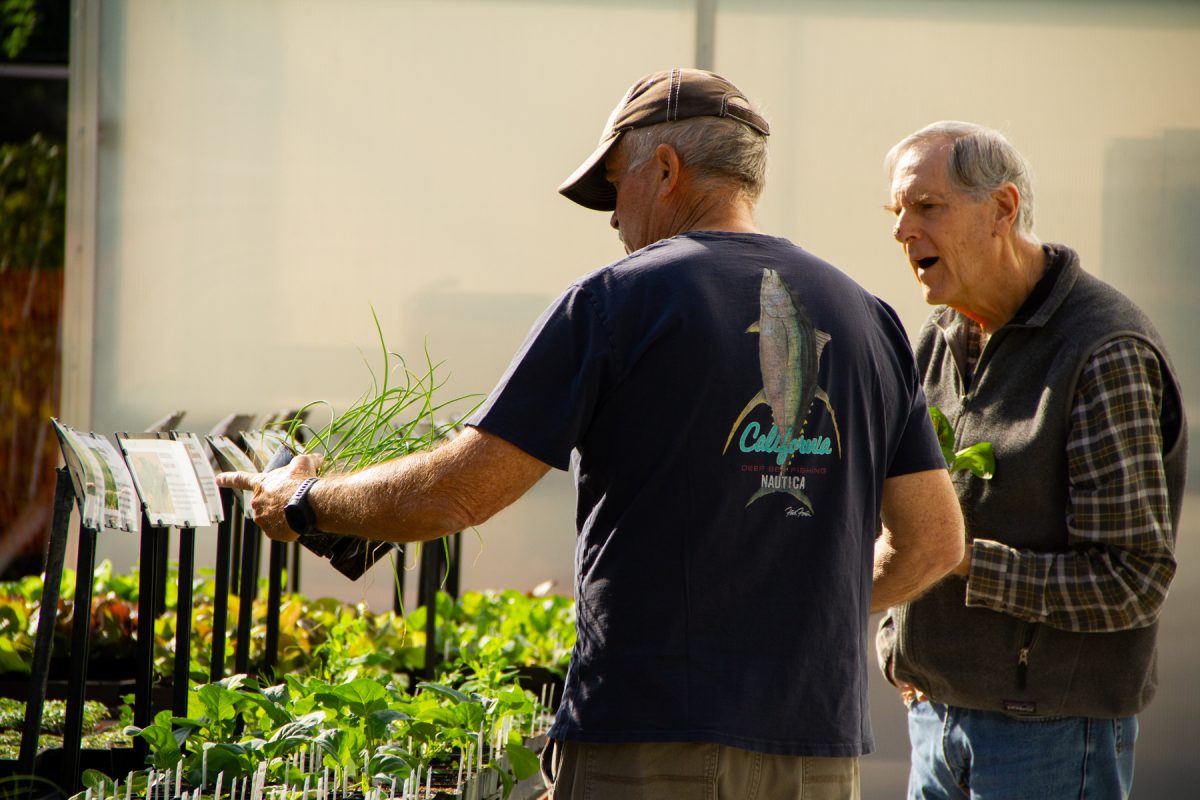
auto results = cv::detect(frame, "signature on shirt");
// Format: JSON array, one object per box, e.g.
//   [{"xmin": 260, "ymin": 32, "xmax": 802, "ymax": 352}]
[{"xmin": 785, "ymin": 506, "xmax": 812, "ymax": 518}]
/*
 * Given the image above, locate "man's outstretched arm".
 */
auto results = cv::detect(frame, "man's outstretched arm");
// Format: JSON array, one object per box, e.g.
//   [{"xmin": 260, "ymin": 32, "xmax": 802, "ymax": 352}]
[{"xmin": 215, "ymin": 425, "xmax": 552, "ymax": 543}]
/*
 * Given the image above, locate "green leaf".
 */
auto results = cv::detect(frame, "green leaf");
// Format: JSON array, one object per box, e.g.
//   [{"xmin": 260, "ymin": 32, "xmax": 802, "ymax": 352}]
[
  {"xmin": 505, "ymin": 736, "xmax": 540, "ymax": 780},
  {"xmin": 929, "ymin": 406, "xmax": 995, "ymax": 479},
  {"xmin": 365, "ymin": 708, "xmax": 410, "ymax": 742},
  {"xmin": 330, "ymin": 677, "xmax": 389, "ymax": 714},
  {"xmin": 196, "ymin": 683, "xmax": 241, "ymax": 721},
  {"xmin": 928, "ymin": 406, "xmax": 957, "ymax": 466},
  {"xmin": 949, "ymin": 442, "xmax": 995, "ymax": 480},
  {"xmin": 80, "ymin": 770, "xmax": 117, "ymax": 796},
  {"xmin": 126, "ymin": 709, "xmax": 183, "ymax": 769},
  {"xmin": 0, "ymin": 637, "xmax": 29, "ymax": 674},
  {"xmin": 368, "ymin": 752, "xmax": 415, "ymax": 779},
  {"xmin": 416, "ymin": 682, "xmax": 472, "ymax": 705},
  {"xmin": 189, "ymin": 744, "xmax": 250, "ymax": 785},
  {"xmin": 490, "ymin": 762, "xmax": 515, "ymax": 799},
  {"xmin": 240, "ymin": 687, "xmax": 295, "ymax": 729}
]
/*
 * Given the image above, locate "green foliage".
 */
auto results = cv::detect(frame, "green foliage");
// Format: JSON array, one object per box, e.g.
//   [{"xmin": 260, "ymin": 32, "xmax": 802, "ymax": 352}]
[
  {"xmin": 0, "ymin": 697, "xmax": 106, "ymax": 734},
  {"xmin": 1, "ymin": 0, "xmax": 37, "ymax": 59},
  {"xmin": 0, "ymin": 133, "xmax": 65, "ymax": 270},
  {"xmin": 124, "ymin": 709, "xmax": 186, "ymax": 770},
  {"xmin": 446, "ymin": 589, "xmax": 575, "ymax": 671},
  {"xmin": 929, "ymin": 407, "xmax": 995, "ymax": 479},
  {"xmin": 114, "ymin": 664, "xmax": 546, "ymax": 793},
  {"xmin": 8, "ymin": 560, "xmax": 571, "ymax": 796}
]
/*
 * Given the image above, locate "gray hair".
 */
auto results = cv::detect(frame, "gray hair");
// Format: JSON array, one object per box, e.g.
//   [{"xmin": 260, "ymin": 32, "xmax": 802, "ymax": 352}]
[
  {"xmin": 619, "ymin": 115, "xmax": 768, "ymax": 202},
  {"xmin": 886, "ymin": 121, "xmax": 1036, "ymax": 237}
]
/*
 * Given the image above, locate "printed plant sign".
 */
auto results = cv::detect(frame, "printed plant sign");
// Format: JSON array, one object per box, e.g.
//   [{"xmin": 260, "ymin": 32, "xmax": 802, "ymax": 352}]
[
  {"xmin": 51, "ymin": 419, "xmax": 141, "ymax": 533},
  {"xmin": 239, "ymin": 429, "xmax": 289, "ymax": 471},
  {"xmin": 206, "ymin": 434, "xmax": 258, "ymax": 515},
  {"xmin": 174, "ymin": 431, "xmax": 225, "ymax": 525},
  {"xmin": 118, "ymin": 435, "xmax": 211, "ymax": 528}
]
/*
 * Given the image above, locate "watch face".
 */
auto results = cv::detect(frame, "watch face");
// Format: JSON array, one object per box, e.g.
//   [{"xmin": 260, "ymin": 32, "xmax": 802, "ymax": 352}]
[{"xmin": 285, "ymin": 499, "xmax": 311, "ymax": 534}]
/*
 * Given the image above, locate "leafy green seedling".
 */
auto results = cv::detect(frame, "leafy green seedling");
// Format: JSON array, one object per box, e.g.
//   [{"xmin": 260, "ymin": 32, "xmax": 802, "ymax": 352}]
[{"xmin": 929, "ymin": 407, "xmax": 995, "ymax": 479}]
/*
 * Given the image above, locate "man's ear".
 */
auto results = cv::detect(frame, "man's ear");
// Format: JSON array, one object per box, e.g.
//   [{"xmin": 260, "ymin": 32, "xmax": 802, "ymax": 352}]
[
  {"xmin": 992, "ymin": 182, "xmax": 1021, "ymax": 237},
  {"xmin": 653, "ymin": 143, "xmax": 683, "ymax": 197}
]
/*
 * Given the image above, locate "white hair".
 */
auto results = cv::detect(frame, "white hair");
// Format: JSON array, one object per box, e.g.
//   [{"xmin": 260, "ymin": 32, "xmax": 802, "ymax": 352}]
[
  {"xmin": 887, "ymin": 121, "xmax": 1036, "ymax": 237},
  {"xmin": 620, "ymin": 115, "xmax": 768, "ymax": 202}
]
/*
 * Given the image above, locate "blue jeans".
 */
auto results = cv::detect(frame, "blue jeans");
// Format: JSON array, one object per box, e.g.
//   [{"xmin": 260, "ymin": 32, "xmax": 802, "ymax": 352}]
[{"xmin": 906, "ymin": 700, "xmax": 1136, "ymax": 799}]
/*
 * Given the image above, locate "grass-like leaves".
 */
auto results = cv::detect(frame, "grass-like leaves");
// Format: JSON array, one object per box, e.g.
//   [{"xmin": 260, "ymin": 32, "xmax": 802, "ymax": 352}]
[{"xmin": 278, "ymin": 308, "xmax": 482, "ymax": 476}]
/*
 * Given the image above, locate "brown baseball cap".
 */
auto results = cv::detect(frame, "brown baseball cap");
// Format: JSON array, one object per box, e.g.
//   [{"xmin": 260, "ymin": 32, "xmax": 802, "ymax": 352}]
[{"xmin": 558, "ymin": 68, "xmax": 770, "ymax": 211}]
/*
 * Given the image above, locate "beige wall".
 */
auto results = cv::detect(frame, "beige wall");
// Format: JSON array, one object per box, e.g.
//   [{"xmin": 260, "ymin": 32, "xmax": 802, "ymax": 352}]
[
  {"xmin": 84, "ymin": 0, "xmax": 1199, "ymax": 596},
  {"xmin": 84, "ymin": 0, "xmax": 1200, "ymax": 599}
]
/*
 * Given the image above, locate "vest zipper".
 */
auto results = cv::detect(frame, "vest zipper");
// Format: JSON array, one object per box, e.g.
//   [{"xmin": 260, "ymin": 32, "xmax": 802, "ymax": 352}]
[{"xmin": 1017, "ymin": 624, "xmax": 1039, "ymax": 690}]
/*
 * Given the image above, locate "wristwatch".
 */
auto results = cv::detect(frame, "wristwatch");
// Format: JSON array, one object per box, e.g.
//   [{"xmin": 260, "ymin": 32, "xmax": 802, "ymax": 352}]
[{"xmin": 284, "ymin": 477, "xmax": 320, "ymax": 535}]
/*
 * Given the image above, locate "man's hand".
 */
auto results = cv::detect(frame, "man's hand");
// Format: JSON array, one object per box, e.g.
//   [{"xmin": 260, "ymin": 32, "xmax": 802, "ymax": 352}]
[
  {"xmin": 897, "ymin": 680, "xmax": 929, "ymax": 706},
  {"xmin": 215, "ymin": 453, "xmax": 324, "ymax": 542}
]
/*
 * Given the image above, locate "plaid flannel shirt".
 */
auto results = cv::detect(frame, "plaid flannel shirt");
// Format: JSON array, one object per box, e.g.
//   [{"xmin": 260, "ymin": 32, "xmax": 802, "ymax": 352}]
[{"xmin": 962, "ymin": 333, "xmax": 1177, "ymax": 632}]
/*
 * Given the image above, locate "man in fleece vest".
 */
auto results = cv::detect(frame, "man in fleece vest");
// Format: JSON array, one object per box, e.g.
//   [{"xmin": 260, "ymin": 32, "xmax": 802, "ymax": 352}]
[{"xmin": 878, "ymin": 121, "xmax": 1188, "ymax": 799}]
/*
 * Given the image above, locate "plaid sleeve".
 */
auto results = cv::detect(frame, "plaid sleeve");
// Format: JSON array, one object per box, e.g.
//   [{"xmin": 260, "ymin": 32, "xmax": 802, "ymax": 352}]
[{"xmin": 964, "ymin": 337, "xmax": 1176, "ymax": 631}]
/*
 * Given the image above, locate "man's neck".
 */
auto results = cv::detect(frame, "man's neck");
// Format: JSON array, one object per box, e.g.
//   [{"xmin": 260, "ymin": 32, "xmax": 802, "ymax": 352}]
[
  {"xmin": 676, "ymin": 192, "xmax": 761, "ymax": 237},
  {"xmin": 959, "ymin": 237, "xmax": 1046, "ymax": 333}
]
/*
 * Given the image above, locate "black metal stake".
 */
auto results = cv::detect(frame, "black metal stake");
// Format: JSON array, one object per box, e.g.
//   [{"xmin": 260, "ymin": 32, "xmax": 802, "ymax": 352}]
[
  {"xmin": 173, "ymin": 527, "xmax": 196, "ymax": 716},
  {"xmin": 62, "ymin": 522, "xmax": 98, "ymax": 793},
  {"xmin": 234, "ymin": 518, "xmax": 259, "ymax": 676},
  {"xmin": 154, "ymin": 527, "xmax": 170, "ymax": 617},
  {"xmin": 447, "ymin": 532, "xmax": 462, "ymax": 600},
  {"xmin": 419, "ymin": 540, "xmax": 445, "ymax": 681},
  {"xmin": 230, "ymin": 511, "xmax": 243, "ymax": 589},
  {"xmin": 18, "ymin": 468, "xmax": 73, "ymax": 776},
  {"xmin": 289, "ymin": 539, "xmax": 302, "ymax": 593},
  {"xmin": 264, "ymin": 539, "xmax": 286, "ymax": 677},
  {"xmin": 211, "ymin": 489, "xmax": 235, "ymax": 684},
  {"xmin": 135, "ymin": 522, "xmax": 164, "ymax": 760}
]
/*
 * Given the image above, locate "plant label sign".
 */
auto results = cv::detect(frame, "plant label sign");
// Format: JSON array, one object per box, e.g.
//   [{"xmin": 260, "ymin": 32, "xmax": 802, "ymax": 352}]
[
  {"xmin": 51, "ymin": 419, "xmax": 141, "ymax": 534},
  {"xmin": 117, "ymin": 434, "xmax": 211, "ymax": 529},
  {"xmin": 172, "ymin": 431, "xmax": 225, "ymax": 525},
  {"xmin": 205, "ymin": 433, "xmax": 258, "ymax": 516},
  {"xmin": 240, "ymin": 428, "xmax": 290, "ymax": 471}
]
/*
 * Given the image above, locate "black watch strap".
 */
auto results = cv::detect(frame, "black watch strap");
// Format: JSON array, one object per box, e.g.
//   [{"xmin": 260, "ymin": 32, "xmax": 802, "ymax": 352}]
[{"xmin": 284, "ymin": 476, "xmax": 320, "ymax": 535}]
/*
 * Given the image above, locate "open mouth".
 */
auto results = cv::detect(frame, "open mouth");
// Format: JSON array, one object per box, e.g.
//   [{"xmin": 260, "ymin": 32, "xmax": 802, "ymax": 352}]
[{"xmin": 915, "ymin": 256, "xmax": 939, "ymax": 269}]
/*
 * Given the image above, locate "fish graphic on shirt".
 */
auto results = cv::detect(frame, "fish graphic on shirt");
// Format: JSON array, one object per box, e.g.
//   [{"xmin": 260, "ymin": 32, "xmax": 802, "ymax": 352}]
[{"xmin": 724, "ymin": 268, "xmax": 841, "ymax": 509}]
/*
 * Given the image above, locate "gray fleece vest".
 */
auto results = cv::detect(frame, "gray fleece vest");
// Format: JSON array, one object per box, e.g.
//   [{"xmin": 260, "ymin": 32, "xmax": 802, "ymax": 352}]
[{"xmin": 880, "ymin": 244, "xmax": 1187, "ymax": 718}]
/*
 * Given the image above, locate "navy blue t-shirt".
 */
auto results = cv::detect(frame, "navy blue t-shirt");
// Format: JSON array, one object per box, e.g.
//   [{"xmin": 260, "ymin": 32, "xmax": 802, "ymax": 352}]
[{"xmin": 469, "ymin": 232, "xmax": 944, "ymax": 756}]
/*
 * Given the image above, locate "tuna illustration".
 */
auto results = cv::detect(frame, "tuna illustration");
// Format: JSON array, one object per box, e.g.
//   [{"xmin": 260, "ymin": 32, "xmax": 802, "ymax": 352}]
[{"xmin": 724, "ymin": 268, "xmax": 841, "ymax": 508}]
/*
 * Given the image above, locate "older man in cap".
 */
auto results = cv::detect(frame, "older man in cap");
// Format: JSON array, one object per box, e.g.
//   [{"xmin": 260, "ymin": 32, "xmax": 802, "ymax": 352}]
[{"xmin": 219, "ymin": 69, "xmax": 963, "ymax": 799}]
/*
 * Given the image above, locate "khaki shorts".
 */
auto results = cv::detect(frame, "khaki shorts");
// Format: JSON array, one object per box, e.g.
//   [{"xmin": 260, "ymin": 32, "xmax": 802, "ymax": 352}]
[{"xmin": 541, "ymin": 739, "xmax": 860, "ymax": 800}]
